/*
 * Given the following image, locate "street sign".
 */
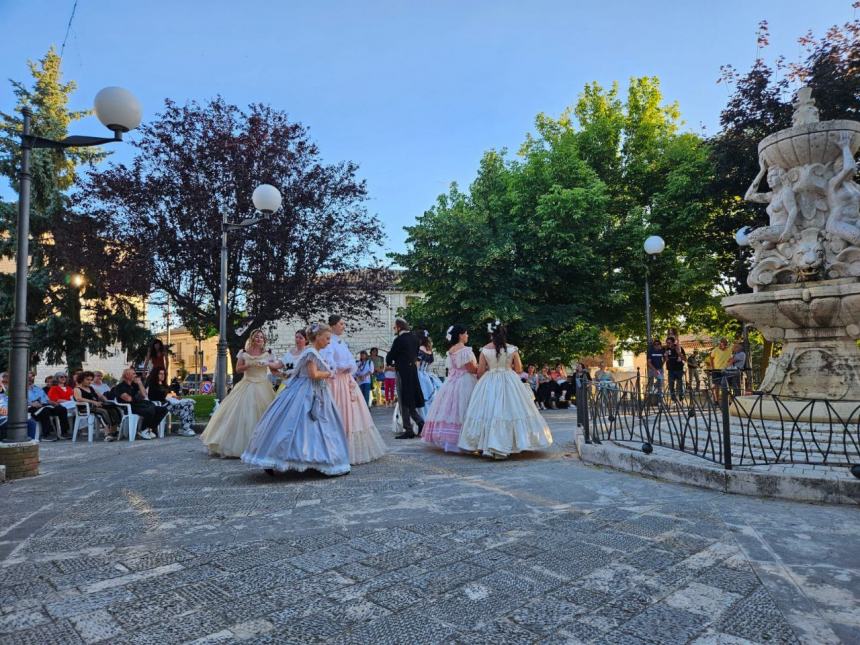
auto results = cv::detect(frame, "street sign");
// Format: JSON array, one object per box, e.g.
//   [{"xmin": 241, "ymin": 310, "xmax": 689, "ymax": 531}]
[
  {"xmin": 202, "ymin": 366, "xmax": 208, "ymax": 373},
  {"xmin": 201, "ymin": 381, "xmax": 213, "ymax": 394}
]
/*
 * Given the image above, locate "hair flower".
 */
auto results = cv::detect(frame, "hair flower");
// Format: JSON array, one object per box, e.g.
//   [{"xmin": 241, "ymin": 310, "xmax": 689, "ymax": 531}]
[
  {"xmin": 445, "ymin": 325, "xmax": 454, "ymax": 342},
  {"xmin": 487, "ymin": 319, "xmax": 502, "ymax": 334}
]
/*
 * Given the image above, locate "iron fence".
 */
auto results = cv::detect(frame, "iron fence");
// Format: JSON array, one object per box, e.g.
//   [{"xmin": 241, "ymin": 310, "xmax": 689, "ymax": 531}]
[{"xmin": 577, "ymin": 371, "xmax": 860, "ymax": 470}]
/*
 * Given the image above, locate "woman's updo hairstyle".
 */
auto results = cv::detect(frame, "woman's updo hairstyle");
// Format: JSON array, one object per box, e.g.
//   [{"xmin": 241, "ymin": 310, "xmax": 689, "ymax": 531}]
[
  {"xmin": 445, "ymin": 324, "xmax": 467, "ymax": 348},
  {"xmin": 415, "ymin": 329, "xmax": 433, "ymax": 351},
  {"xmin": 487, "ymin": 320, "xmax": 507, "ymax": 357},
  {"xmin": 307, "ymin": 322, "xmax": 331, "ymax": 342},
  {"xmin": 327, "ymin": 315, "xmax": 342, "ymax": 327}
]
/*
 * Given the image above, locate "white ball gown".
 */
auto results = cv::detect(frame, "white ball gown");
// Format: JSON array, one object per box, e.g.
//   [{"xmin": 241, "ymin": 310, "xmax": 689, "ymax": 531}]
[
  {"xmin": 199, "ymin": 350, "xmax": 276, "ymax": 457},
  {"xmin": 458, "ymin": 345, "xmax": 553, "ymax": 457}
]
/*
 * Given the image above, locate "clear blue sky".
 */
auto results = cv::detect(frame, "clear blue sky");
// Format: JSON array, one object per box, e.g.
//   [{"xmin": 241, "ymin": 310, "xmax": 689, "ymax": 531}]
[{"xmin": 0, "ymin": 0, "xmax": 852, "ymax": 257}]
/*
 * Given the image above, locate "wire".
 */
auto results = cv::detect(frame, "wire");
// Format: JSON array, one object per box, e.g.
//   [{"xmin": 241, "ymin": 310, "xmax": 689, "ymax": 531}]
[{"xmin": 60, "ymin": 0, "xmax": 79, "ymax": 60}]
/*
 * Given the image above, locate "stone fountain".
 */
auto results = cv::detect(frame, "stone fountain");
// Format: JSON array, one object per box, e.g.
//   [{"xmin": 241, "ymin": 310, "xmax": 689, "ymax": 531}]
[{"xmin": 723, "ymin": 87, "xmax": 860, "ymax": 415}]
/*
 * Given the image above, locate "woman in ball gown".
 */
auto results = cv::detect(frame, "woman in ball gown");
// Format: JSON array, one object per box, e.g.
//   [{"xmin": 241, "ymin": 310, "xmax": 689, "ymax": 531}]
[
  {"xmin": 458, "ymin": 322, "xmax": 553, "ymax": 458},
  {"xmin": 416, "ymin": 330, "xmax": 443, "ymax": 417},
  {"xmin": 199, "ymin": 329, "xmax": 276, "ymax": 458},
  {"xmin": 321, "ymin": 315, "xmax": 387, "ymax": 464},
  {"xmin": 421, "ymin": 324, "xmax": 478, "ymax": 452},
  {"xmin": 270, "ymin": 328, "xmax": 308, "ymax": 394},
  {"xmin": 242, "ymin": 323, "xmax": 350, "ymax": 476}
]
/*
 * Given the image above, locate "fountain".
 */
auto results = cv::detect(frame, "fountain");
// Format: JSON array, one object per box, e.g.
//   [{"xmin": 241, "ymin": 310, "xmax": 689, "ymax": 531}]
[{"xmin": 723, "ymin": 87, "xmax": 860, "ymax": 417}]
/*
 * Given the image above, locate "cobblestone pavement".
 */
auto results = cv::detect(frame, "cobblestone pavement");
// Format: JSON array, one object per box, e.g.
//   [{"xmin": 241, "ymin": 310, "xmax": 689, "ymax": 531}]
[{"xmin": 1, "ymin": 408, "xmax": 858, "ymax": 644}]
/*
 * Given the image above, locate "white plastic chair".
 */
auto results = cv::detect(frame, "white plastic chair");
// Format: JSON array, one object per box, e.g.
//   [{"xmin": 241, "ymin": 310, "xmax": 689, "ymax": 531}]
[
  {"xmin": 107, "ymin": 401, "xmax": 140, "ymax": 441},
  {"xmin": 71, "ymin": 402, "xmax": 100, "ymax": 443},
  {"xmin": 154, "ymin": 401, "xmax": 171, "ymax": 438}
]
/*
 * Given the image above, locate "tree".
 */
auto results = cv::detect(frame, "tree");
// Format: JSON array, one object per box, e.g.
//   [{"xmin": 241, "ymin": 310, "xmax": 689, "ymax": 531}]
[
  {"xmin": 394, "ymin": 77, "xmax": 724, "ymax": 364},
  {"xmin": 0, "ymin": 47, "xmax": 151, "ymax": 372},
  {"xmin": 76, "ymin": 97, "xmax": 390, "ymax": 372}
]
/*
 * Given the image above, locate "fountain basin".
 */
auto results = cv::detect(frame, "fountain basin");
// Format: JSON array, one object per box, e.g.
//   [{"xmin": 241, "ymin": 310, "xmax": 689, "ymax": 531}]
[{"xmin": 758, "ymin": 119, "xmax": 860, "ymax": 169}]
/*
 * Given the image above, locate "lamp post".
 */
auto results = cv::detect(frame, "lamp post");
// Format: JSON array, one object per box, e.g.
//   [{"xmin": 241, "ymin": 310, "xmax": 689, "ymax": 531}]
[
  {"xmin": 643, "ymin": 235, "xmax": 665, "ymax": 344},
  {"xmin": 4, "ymin": 87, "xmax": 141, "ymax": 444},
  {"xmin": 215, "ymin": 184, "xmax": 282, "ymax": 402}
]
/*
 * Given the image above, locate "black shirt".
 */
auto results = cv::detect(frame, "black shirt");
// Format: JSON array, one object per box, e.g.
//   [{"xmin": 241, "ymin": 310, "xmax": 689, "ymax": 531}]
[
  {"xmin": 113, "ymin": 381, "xmax": 145, "ymax": 404},
  {"xmin": 648, "ymin": 348, "xmax": 665, "ymax": 371},
  {"xmin": 665, "ymin": 346, "xmax": 686, "ymax": 372},
  {"xmin": 147, "ymin": 383, "xmax": 170, "ymax": 403}
]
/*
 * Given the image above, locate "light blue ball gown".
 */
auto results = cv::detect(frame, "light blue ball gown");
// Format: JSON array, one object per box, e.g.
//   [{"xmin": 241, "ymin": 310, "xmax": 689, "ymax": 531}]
[{"xmin": 242, "ymin": 347, "xmax": 350, "ymax": 476}]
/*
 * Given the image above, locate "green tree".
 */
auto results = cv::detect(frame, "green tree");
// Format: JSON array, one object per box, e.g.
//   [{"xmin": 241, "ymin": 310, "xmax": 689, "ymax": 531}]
[
  {"xmin": 395, "ymin": 77, "xmax": 724, "ymax": 363},
  {"xmin": 0, "ymin": 47, "xmax": 151, "ymax": 372}
]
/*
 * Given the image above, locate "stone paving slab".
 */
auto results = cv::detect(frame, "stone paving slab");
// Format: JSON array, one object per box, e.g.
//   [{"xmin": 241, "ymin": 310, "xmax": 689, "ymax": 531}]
[{"xmin": 0, "ymin": 408, "xmax": 857, "ymax": 643}]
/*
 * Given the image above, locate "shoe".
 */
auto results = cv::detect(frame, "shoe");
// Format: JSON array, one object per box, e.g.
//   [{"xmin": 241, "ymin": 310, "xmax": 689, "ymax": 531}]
[
  {"xmin": 176, "ymin": 428, "xmax": 196, "ymax": 437},
  {"xmin": 394, "ymin": 432, "xmax": 417, "ymax": 439},
  {"xmin": 416, "ymin": 424, "xmax": 424, "ymax": 437},
  {"xmin": 139, "ymin": 430, "xmax": 155, "ymax": 440},
  {"xmin": 104, "ymin": 434, "xmax": 118, "ymax": 442}
]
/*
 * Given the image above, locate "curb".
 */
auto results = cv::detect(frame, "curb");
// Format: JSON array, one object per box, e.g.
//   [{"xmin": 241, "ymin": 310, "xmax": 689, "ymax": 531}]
[{"xmin": 576, "ymin": 434, "xmax": 860, "ymax": 505}]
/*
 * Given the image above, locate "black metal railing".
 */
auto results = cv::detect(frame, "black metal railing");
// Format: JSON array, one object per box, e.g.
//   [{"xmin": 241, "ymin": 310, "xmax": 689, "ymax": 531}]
[{"xmin": 577, "ymin": 371, "xmax": 860, "ymax": 469}]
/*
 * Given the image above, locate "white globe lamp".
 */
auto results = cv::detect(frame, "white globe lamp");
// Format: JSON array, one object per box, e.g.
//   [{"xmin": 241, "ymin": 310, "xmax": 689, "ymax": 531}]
[
  {"xmin": 735, "ymin": 226, "xmax": 751, "ymax": 247},
  {"xmin": 94, "ymin": 87, "xmax": 142, "ymax": 133},
  {"xmin": 643, "ymin": 235, "xmax": 665, "ymax": 256},
  {"xmin": 252, "ymin": 184, "xmax": 282, "ymax": 214}
]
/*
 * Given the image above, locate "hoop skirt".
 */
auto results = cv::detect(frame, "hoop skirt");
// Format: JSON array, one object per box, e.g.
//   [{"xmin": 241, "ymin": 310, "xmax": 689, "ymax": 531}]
[
  {"xmin": 330, "ymin": 373, "xmax": 387, "ymax": 464},
  {"xmin": 242, "ymin": 349, "xmax": 350, "ymax": 476},
  {"xmin": 422, "ymin": 346, "xmax": 477, "ymax": 452},
  {"xmin": 458, "ymin": 345, "xmax": 553, "ymax": 457},
  {"xmin": 199, "ymin": 351, "xmax": 275, "ymax": 458}
]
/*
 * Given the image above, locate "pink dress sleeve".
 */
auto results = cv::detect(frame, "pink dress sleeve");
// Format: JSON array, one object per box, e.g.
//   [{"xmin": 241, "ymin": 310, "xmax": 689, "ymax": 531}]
[{"xmin": 453, "ymin": 347, "xmax": 476, "ymax": 369}]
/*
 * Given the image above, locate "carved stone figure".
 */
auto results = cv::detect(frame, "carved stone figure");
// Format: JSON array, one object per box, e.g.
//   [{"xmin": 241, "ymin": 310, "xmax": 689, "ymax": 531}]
[
  {"xmin": 826, "ymin": 131, "xmax": 860, "ymax": 248},
  {"xmin": 744, "ymin": 162, "xmax": 799, "ymax": 249}
]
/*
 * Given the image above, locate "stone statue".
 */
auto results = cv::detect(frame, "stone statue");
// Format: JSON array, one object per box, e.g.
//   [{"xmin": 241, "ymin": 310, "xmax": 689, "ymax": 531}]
[
  {"xmin": 744, "ymin": 161, "xmax": 799, "ymax": 249},
  {"xmin": 723, "ymin": 86, "xmax": 860, "ymax": 408},
  {"xmin": 825, "ymin": 131, "xmax": 860, "ymax": 247}
]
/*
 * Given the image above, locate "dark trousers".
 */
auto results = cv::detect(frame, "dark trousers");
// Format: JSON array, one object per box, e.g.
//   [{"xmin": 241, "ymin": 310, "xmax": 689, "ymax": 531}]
[
  {"xmin": 131, "ymin": 402, "xmax": 168, "ymax": 430},
  {"xmin": 536, "ymin": 382, "xmax": 558, "ymax": 407},
  {"xmin": 358, "ymin": 382, "xmax": 372, "ymax": 407},
  {"xmin": 396, "ymin": 375, "xmax": 424, "ymax": 434},
  {"xmin": 29, "ymin": 404, "xmax": 70, "ymax": 436},
  {"xmin": 668, "ymin": 371, "xmax": 685, "ymax": 399}
]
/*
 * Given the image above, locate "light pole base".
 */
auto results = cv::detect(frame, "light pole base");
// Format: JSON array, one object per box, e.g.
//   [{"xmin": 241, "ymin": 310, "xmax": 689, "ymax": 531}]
[{"xmin": 0, "ymin": 440, "xmax": 39, "ymax": 480}]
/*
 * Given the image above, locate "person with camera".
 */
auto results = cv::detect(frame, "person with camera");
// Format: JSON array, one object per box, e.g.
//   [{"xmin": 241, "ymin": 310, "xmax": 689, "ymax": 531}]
[{"xmin": 114, "ymin": 368, "xmax": 168, "ymax": 440}]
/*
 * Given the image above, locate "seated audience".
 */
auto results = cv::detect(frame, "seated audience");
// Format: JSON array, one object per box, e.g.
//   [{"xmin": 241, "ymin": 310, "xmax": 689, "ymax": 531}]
[
  {"xmin": 113, "ymin": 368, "xmax": 168, "ymax": 440},
  {"xmin": 75, "ymin": 371, "xmax": 122, "ymax": 441},
  {"xmin": 27, "ymin": 372, "xmax": 71, "ymax": 441},
  {"xmin": 146, "ymin": 368, "xmax": 197, "ymax": 437}
]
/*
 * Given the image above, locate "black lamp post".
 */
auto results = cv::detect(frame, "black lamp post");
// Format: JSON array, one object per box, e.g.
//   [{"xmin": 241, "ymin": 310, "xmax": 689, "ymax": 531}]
[{"xmin": 4, "ymin": 87, "xmax": 141, "ymax": 444}]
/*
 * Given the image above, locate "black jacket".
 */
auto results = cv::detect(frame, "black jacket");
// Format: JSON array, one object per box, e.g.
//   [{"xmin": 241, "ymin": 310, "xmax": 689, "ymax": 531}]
[{"xmin": 387, "ymin": 331, "xmax": 425, "ymax": 409}]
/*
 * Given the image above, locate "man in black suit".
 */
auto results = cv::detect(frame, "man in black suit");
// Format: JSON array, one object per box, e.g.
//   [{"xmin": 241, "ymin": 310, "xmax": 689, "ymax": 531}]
[{"xmin": 387, "ymin": 318, "xmax": 425, "ymax": 439}]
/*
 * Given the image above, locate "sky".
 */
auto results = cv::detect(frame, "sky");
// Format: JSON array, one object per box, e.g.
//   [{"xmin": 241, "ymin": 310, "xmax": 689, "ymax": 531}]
[{"xmin": 0, "ymin": 0, "xmax": 852, "ymax": 261}]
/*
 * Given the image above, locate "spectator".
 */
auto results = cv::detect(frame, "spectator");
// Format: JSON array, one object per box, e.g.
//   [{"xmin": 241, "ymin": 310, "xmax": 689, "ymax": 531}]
[
  {"xmin": 143, "ymin": 339, "xmax": 168, "ymax": 379},
  {"xmin": 43, "ymin": 375, "xmax": 56, "ymax": 394},
  {"xmin": 383, "ymin": 363, "xmax": 397, "ymax": 406},
  {"xmin": 686, "ymin": 352, "xmax": 701, "ymax": 391},
  {"xmin": 554, "ymin": 363, "xmax": 573, "ymax": 404},
  {"xmin": 664, "ymin": 336, "xmax": 687, "ymax": 400},
  {"xmin": 27, "ymin": 372, "xmax": 71, "ymax": 441},
  {"xmin": 355, "ymin": 350, "xmax": 374, "ymax": 407},
  {"xmin": 146, "ymin": 368, "xmax": 197, "ymax": 437},
  {"xmin": 91, "ymin": 371, "xmax": 111, "ymax": 396},
  {"xmin": 0, "ymin": 371, "xmax": 6, "ymax": 393},
  {"xmin": 169, "ymin": 376, "xmax": 182, "ymax": 395},
  {"xmin": 536, "ymin": 364, "xmax": 554, "ymax": 409},
  {"xmin": 113, "ymin": 368, "xmax": 167, "ymax": 440},
  {"xmin": 525, "ymin": 364, "xmax": 539, "ymax": 396},
  {"xmin": 369, "ymin": 347, "xmax": 385, "ymax": 405},
  {"xmin": 725, "ymin": 341, "xmax": 747, "ymax": 396},
  {"xmin": 647, "ymin": 339, "xmax": 665, "ymax": 398},
  {"xmin": 47, "ymin": 373, "xmax": 75, "ymax": 406},
  {"xmin": 708, "ymin": 338, "xmax": 733, "ymax": 400},
  {"xmin": 74, "ymin": 371, "xmax": 122, "ymax": 441},
  {"xmin": 0, "ymin": 389, "xmax": 38, "ymax": 441},
  {"xmin": 594, "ymin": 365, "xmax": 614, "ymax": 387}
]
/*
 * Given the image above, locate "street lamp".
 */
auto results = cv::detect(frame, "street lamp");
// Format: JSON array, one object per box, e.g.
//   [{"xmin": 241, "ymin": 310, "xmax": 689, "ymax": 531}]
[
  {"xmin": 4, "ymin": 87, "xmax": 141, "ymax": 444},
  {"xmin": 215, "ymin": 184, "xmax": 282, "ymax": 402},
  {"xmin": 643, "ymin": 235, "xmax": 665, "ymax": 344}
]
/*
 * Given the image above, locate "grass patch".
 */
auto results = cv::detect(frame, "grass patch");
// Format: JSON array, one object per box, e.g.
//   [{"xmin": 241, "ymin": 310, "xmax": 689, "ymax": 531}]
[{"xmin": 188, "ymin": 394, "xmax": 217, "ymax": 421}]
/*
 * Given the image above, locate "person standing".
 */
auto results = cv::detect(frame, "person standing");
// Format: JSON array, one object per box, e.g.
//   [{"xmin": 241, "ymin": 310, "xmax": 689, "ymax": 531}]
[
  {"xmin": 664, "ymin": 336, "xmax": 687, "ymax": 401},
  {"xmin": 143, "ymin": 339, "xmax": 169, "ymax": 380},
  {"xmin": 725, "ymin": 340, "xmax": 747, "ymax": 396},
  {"xmin": 421, "ymin": 324, "xmax": 478, "ymax": 452},
  {"xmin": 708, "ymin": 337, "xmax": 733, "ymax": 401},
  {"xmin": 387, "ymin": 318, "xmax": 425, "ymax": 439},
  {"xmin": 369, "ymin": 347, "xmax": 385, "ymax": 406},
  {"xmin": 416, "ymin": 330, "xmax": 443, "ymax": 416},
  {"xmin": 270, "ymin": 329, "xmax": 308, "ymax": 394},
  {"xmin": 199, "ymin": 329, "xmax": 276, "ymax": 457},
  {"xmin": 646, "ymin": 339, "xmax": 665, "ymax": 401},
  {"xmin": 355, "ymin": 350, "xmax": 374, "ymax": 407},
  {"xmin": 458, "ymin": 322, "xmax": 553, "ymax": 458},
  {"xmin": 242, "ymin": 323, "xmax": 350, "ymax": 477},
  {"xmin": 322, "ymin": 315, "xmax": 386, "ymax": 463}
]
